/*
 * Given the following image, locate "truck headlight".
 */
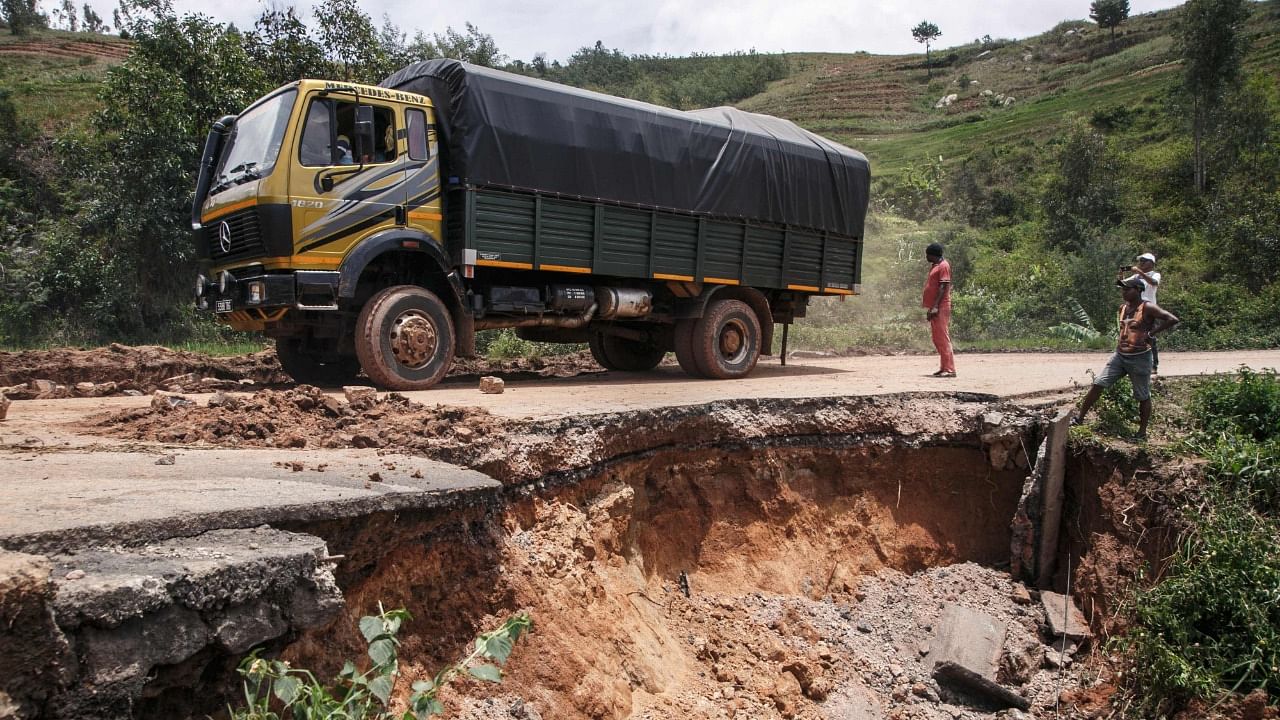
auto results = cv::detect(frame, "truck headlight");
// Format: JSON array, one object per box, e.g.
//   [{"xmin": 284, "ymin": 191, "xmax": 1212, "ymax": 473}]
[
  {"xmin": 219, "ymin": 270, "xmax": 234, "ymax": 294},
  {"xmin": 195, "ymin": 274, "xmax": 207, "ymax": 297},
  {"xmin": 247, "ymin": 281, "xmax": 264, "ymax": 305}
]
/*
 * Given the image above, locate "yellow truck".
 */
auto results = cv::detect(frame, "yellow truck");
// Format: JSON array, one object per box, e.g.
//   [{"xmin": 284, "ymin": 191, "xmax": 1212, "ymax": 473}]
[{"xmin": 193, "ymin": 60, "xmax": 870, "ymax": 389}]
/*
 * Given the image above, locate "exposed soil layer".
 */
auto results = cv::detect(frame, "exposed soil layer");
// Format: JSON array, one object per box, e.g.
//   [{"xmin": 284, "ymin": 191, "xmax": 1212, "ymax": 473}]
[
  {"xmin": 0, "ymin": 345, "xmax": 601, "ymax": 397},
  {"xmin": 88, "ymin": 386, "xmax": 1008, "ymax": 486},
  {"xmin": 285, "ymin": 443, "xmax": 1094, "ymax": 720}
]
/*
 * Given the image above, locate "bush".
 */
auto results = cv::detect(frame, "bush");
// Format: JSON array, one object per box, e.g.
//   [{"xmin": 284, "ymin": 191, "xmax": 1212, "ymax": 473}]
[
  {"xmin": 1126, "ymin": 500, "xmax": 1280, "ymax": 711},
  {"xmin": 1192, "ymin": 367, "xmax": 1280, "ymax": 442},
  {"xmin": 1092, "ymin": 375, "xmax": 1140, "ymax": 437}
]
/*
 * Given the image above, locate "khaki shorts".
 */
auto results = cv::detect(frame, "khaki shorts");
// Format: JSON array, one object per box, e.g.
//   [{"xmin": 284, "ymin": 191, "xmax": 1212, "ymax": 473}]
[{"xmin": 1093, "ymin": 351, "xmax": 1153, "ymax": 401}]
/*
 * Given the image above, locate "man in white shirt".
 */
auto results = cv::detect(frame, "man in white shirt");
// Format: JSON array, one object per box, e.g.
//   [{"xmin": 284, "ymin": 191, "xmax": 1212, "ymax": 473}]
[{"xmin": 1126, "ymin": 253, "xmax": 1163, "ymax": 373}]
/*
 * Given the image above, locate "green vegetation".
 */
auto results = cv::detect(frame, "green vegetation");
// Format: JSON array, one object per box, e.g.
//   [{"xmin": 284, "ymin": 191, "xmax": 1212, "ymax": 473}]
[
  {"xmin": 232, "ymin": 605, "xmax": 531, "ymax": 719},
  {"xmin": 1121, "ymin": 369, "xmax": 1280, "ymax": 713}
]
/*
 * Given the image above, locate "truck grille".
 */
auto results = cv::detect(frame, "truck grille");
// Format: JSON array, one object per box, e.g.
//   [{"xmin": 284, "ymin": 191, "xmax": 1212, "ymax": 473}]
[{"xmin": 209, "ymin": 208, "xmax": 266, "ymax": 262}]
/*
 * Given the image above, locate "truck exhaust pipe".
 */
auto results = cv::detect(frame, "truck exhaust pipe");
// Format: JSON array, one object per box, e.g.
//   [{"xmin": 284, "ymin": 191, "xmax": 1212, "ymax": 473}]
[{"xmin": 191, "ymin": 115, "xmax": 237, "ymax": 231}]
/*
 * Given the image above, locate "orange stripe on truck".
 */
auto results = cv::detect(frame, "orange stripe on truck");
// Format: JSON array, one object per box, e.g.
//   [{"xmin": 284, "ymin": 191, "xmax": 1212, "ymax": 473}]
[{"xmin": 201, "ymin": 198, "xmax": 258, "ymax": 223}]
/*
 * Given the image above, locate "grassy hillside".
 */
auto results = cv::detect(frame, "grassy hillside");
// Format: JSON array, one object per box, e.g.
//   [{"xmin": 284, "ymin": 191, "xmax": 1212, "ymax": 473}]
[
  {"xmin": 0, "ymin": 30, "xmax": 129, "ymax": 130},
  {"xmin": 743, "ymin": 5, "xmax": 1279, "ymax": 181}
]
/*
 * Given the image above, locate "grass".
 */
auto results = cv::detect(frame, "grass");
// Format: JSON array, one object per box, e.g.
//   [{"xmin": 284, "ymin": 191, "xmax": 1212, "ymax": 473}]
[{"xmin": 0, "ymin": 28, "xmax": 130, "ymax": 129}]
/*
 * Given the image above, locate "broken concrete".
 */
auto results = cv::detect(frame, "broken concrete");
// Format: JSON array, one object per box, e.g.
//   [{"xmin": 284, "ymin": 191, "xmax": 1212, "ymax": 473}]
[
  {"xmin": 29, "ymin": 528, "xmax": 342, "ymax": 720},
  {"xmin": 0, "ymin": 551, "xmax": 72, "ymax": 720},
  {"xmin": 479, "ymin": 375, "xmax": 505, "ymax": 394},
  {"xmin": 925, "ymin": 603, "xmax": 1008, "ymax": 682},
  {"xmin": 1041, "ymin": 590, "xmax": 1091, "ymax": 641},
  {"xmin": 933, "ymin": 661, "xmax": 1031, "ymax": 711}
]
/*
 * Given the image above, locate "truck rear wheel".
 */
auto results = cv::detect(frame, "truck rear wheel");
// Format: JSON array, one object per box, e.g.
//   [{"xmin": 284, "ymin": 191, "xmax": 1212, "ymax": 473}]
[
  {"xmin": 691, "ymin": 299, "xmax": 761, "ymax": 379},
  {"xmin": 355, "ymin": 285, "xmax": 455, "ymax": 390},
  {"xmin": 275, "ymin": 338, "xmax": 360, "ymax": 387},
  {"xmin": 672, "ymin": 319, "xmax": 706, "ymax": 378},
  {"xmin": 588, "ymin": 331, "xmax": 666, "ymax": 371}
]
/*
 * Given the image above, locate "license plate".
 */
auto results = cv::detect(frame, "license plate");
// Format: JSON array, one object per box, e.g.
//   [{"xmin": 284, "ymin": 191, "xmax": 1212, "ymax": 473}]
[{"xmin": 215, "ymin": 299, "xmax": 233, "ymax": 313}]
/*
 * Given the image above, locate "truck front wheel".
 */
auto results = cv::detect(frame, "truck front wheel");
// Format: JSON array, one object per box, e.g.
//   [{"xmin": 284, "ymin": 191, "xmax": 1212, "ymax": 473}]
[
  {"xmin": 355, "ymin": 285, "xmax": 455, "ymax": 390},
  {"xmin": 692, "ymin": 299, "xmax": 761, "ymax": 379},
  {"xmin": 588, "ymin": 331, "xmax": 666, "ymax": 371}
]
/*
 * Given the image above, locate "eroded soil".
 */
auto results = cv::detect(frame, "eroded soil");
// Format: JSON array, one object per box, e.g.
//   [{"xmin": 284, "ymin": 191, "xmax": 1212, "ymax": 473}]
[{"xmin": 0, "ymin": 344, "xmax": 601, "ymax": 398}]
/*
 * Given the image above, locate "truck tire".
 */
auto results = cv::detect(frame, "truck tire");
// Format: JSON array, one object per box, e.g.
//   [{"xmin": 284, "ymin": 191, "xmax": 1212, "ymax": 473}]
[
  {"xmin": 672, "ymin": 319, "xmax": 706, "ymax": 378},
  {"xmin": 355, "ymin": 285, "xmax": 455, "ymax": 390},
  {"xmin": 588, "ymin": 331, "xmax": 666, "ymax": 371},
  {"xmin": 691, "ymin": 299, "xmax": 761, "ymax": 379},
  {"xmin": 275, "ymin": 338, "xmax": 360, "ymax": 387}
]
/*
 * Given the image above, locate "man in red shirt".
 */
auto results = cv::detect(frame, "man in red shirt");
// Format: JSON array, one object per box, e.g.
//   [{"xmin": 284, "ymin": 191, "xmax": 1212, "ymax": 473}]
[{"xmin": 923, "ymin": 242, "xmax": 956, "ymax": 377}]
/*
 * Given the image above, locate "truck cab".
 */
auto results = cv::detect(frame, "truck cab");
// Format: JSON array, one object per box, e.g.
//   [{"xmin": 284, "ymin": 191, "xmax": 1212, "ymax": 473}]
[{"xmin": 194, "ymin": 80, "xmax": 453, "ymax": 386}]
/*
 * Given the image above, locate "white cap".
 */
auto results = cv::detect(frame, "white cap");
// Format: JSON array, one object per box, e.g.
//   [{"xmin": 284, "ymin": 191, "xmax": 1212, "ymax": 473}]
[{"xmin": 1138, "ymin": 252, "xmax": 1156, "ymax": 262}]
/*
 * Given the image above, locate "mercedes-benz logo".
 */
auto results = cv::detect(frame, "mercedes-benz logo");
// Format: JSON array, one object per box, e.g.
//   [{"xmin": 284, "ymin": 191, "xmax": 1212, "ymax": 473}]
[{"xmin": 217, "ymin": 221, "xmax": 232, "ymax": 254}]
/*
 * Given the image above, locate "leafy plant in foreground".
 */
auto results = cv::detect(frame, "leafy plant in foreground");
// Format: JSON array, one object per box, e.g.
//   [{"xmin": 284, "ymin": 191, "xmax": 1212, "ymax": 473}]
[
  {"xmin": 1125, "ymin": 499, "xmax": 1280, "ymax": 711},
  {"xmin": 231, "ymin": 605, "xmax": 532, "ymax": 719},
  {"xmin": 1191, "ymin": 367, "xmax": 1280, "ymax": 443}
]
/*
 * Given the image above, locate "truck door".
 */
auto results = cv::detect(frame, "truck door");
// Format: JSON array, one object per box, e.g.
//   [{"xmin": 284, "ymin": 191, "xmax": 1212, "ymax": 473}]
[
  {"xmin": 401, "ymin": 105, "xmax": 444, "ymax": 246},
  {"xmin": 288, "ymin": 93, "xmax": 405, "ymax": 261}
]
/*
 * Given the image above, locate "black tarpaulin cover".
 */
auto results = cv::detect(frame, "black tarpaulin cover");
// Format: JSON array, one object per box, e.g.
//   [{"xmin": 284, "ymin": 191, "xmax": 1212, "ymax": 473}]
[{"xmin": 381, "ymin": 59, "xmax": 870, "ymax": 238}]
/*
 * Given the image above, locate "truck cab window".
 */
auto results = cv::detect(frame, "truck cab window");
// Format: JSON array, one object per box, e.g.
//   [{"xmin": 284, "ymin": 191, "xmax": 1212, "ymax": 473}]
[
  {"xmin": 300, "ymin": 98, "xmax": 397, "ymax": 167},
  {"xmin": 406, "ymin": 108, "xmax": 429, "ymax": 161}
]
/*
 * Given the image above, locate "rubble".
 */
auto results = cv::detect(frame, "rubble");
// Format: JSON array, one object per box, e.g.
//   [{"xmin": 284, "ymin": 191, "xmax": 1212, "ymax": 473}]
[{"xmin": 480, "ymin": 376, "xmax": 505, "ymax": 394}]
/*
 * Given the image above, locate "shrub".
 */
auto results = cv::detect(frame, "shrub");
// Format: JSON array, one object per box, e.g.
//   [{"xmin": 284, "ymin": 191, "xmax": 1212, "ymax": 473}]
[
  {"xmin": 231, "ymin": 605, "xmax": 531, "ymax": 719},
  {"xmin": 1092, "ymin": 374, "xmax": 1140, "ymax": 437},
  {"xmin": 1126, "ymin": 500, "xmax": 1280, "ymax": 711},
  {"xmin": 1192, "ymin": 367, "xmax": 1280, "ymax": 442}
]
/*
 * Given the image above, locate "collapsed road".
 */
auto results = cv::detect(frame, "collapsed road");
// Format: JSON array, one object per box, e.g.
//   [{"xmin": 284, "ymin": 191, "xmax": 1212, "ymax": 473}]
[{"xmin": 1, "ymin": 349, "xmax": 1278, "ymax": 719}]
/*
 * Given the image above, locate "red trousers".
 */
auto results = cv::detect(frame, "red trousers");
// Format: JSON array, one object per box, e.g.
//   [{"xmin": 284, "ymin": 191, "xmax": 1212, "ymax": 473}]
[{"xmin": 930, "ymin": 306, "xmax": 956, "ymax": 373}]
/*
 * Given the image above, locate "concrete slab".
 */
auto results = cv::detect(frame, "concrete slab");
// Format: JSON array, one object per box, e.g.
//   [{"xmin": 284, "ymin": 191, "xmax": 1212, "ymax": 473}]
[
  {"xmin": 925, "ymin": 603, "xmax": 1008, "ymax": 682},
  {"xmin": 0, "ymin": 448, "xmax": 499, "ymax": 554},
  {"xmin": 1041, "ymin": 591, "xmax": 1091, "ymax": 641}
]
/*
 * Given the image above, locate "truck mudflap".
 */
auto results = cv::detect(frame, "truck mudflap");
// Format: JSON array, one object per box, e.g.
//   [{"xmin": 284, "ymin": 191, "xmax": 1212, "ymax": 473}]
[{"xmin": 196, "ymin": 270, "xmax": 340, "ymax": 315}]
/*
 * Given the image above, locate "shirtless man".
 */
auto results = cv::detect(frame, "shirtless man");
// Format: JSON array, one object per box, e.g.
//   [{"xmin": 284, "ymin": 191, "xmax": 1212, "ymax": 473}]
[{"xmin": 1073, "ymin": 277, "xmax": 1180, "ymax": 439}]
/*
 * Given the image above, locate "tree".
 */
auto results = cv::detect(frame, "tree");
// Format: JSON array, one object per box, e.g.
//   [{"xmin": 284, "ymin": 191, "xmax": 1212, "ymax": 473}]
[
  {"xmin": 411, "ymin": 22, "xmax": 505, "ymax": 67},
  {"xmin": 244, "ymin": 6, "xmax": 326, "ymax": 86},
  {"xmin": 1178, "ymin": 0, "xmax": 1251, "ymax": 192},
  {"xmin": 60, "ymin": 0, "xmax": 76, "ymax": 31},
  {"xmin": 312, "ymin": 0, "xmax": 385, "ymax": 81},
  {"xmin": 2, "ymin": 0, "xmax": 46, "ymax": 35},
  {"xmin": 911, "ymin": 21, "xmax": 942, "ymax": 79},
  {"xmin": 1042, "ymin": 117, "xmax": 1122, "ymax": 254},
  {"xmin": 1089, "ymin": 0, "xmax": 1130, "ymax": 43},
  {"xmin": 82, "ymin": 4, "xmax": 107, "ymax": 33}
]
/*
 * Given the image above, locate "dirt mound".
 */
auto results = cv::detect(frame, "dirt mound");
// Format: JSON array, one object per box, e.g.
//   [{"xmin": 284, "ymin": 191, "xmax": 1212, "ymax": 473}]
[
  {"xmin": 0, "ymin": 38, "xmax": 132, "ymax": 61},
  {"xmin": 95, "ymin": 385, "xmax": 510, "ymax": 453},
  {"xmin": 0, "ymin": 344, "xmax": 286, "ymax": 396},
  {"xmin": 0, "ymin": 344, "xmax": 601, "ymax": 398}
]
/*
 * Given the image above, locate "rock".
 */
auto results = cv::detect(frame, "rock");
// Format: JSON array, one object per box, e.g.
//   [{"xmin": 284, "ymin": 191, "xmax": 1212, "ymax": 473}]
[
  {"xmin": 510, "ymin": 699, "xmax": 543, "ymax": 720},
  {"xmin": 981, "ymin": 89, "xmax": 994, "ymax": 97},
  {"xmin": 74, "ymin": 382, "xmax": 97, "ymax": 396},
  {"xmin": 978, "ymin": 50, "xmax": 992, "ymax": 58},
  {"xmin": 989, "ymin": 442, "xmax": 1011, "ymax": 470},
  {"xmin": 151, "ymin": 391, "xmax": 193, "ymax": 411},
  {"xmin": 155, "ymin": 454, "xmax": 176, "ymax": 466},
  {"xmin": 123, "ymin": 389, "xmax": 144, "ymax": 397},
  {"xmin": 925, "ymin": 603, "xmax": 1008, "ymax": 682},
  {"xmin": 934, "ymin": 93, "xmax": 959, "ymax": 109},
  {"xmin": 933, "ymin": 661, "xmax": 1030, "ymax": 711},
  {"xmin": 28, "ymin": 379, "xmax": 55, "ymax": 394},
  {"xmin": 454, "ymin": 426, "xmax": 475, "ymax": 441},
  {"xmin": 0, "ymin": 392, "xmax": 8, "ymax": 421},
  {"xmin": 206, "ymin": 392, "xmax": 240, "ymax": 409},
  {"xmin": 1003, "ymin": 96, "xmax": 1017, "ymax": 106},
  {"xmin": 1040, "ymin": 591, "xmax": 1091, "ymax": 641},
  {"xmin": 1000, "ymin": 638, "xmax": 1043, "ymax": 685},
  {"xmin": 1010, "ymin": 584, "xmax": 1032, "ymax": 604},
  {"xmin": 479, "ymin": 376, "xmax": 505, "ymax": 394},
  {"xmin": 1022, "ymin": 53, "xmax": 1033, "ymax": 62},
  {"xmin": 342, "ymin": 386, "xmax": 377, "ymax": 404},
  {"xmin": 64, "ymin": 569, "xmax": 86, "ymax": 580},
  {"xmin": 162, "ymin": 372, "xmax": 199, "ymax": 387}
]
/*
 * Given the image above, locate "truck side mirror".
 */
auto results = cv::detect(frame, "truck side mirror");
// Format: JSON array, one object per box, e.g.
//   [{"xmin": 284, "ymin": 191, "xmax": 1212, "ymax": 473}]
[{"xmin": 354, "ymin": 106, "xmax": 376, "ymax": 163}]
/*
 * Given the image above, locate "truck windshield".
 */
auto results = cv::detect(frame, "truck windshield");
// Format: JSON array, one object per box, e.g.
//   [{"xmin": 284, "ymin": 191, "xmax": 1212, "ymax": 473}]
[{"xmin": 212, "ymin": 88, "xmax": 297, "ymax": 194}]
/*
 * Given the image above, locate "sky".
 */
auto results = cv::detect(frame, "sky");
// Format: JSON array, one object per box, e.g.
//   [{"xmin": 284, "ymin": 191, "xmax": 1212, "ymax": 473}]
[{"xmin": 68, "ymin": 0, "xmax": 1187, "ymax": 63}]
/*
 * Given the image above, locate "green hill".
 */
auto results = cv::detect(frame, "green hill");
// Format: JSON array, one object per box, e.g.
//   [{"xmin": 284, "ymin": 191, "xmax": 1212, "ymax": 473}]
[{"xmin": 0, "ymin": 30, "xmax": 130, "ymax": 129}]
